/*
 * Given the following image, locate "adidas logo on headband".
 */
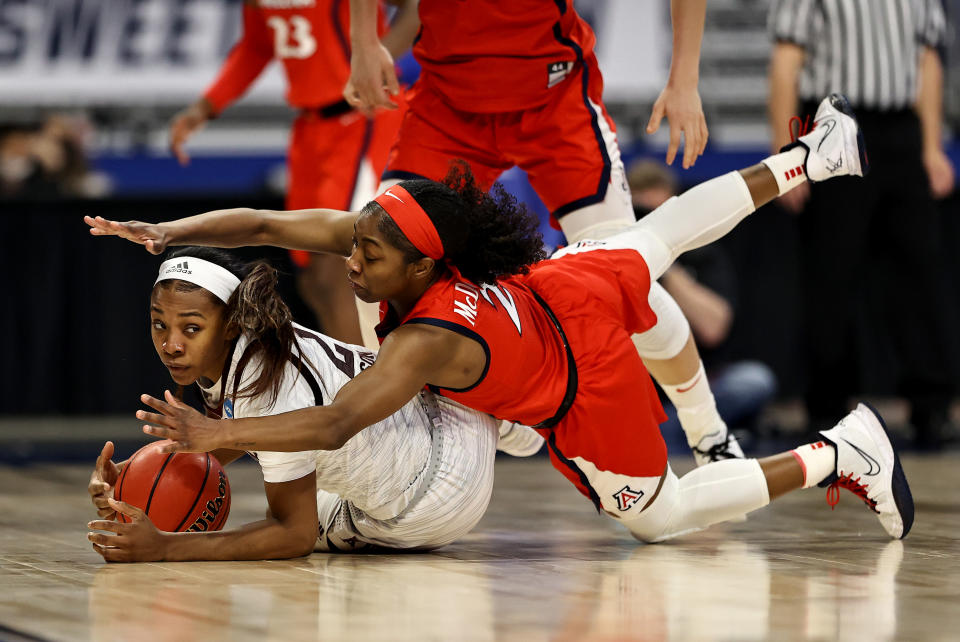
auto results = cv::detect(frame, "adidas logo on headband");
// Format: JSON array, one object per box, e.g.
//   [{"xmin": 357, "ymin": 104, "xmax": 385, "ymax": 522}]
[{"xmin": 166, "ymin": 261, "xmax": 192, "ymax": 275}]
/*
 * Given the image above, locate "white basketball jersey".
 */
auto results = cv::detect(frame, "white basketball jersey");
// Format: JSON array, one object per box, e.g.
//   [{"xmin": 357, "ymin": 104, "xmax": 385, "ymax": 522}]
[{"xmin": 200, "ymin": 323, "xmax": 435, "ymax": 519}]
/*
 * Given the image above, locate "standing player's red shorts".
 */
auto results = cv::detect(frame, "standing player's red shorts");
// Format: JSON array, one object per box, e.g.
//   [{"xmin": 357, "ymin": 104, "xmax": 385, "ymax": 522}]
[{"xmin": 382, "ymin": 53, "xmax": 622, "ymax": 224}]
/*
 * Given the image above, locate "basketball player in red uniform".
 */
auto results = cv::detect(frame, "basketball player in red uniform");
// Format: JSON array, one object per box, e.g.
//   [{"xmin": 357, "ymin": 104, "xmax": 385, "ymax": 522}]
[
  {"xmin": 169, "ymin": 0, "xmax": 418, "ymax": 346},
  {"xmin": 89, "ymin": 95, "xmax": 914, "ymax": 542},
  {"xmin": 344, "ymin": 0, "xmax": 746, "ymax": 463}
]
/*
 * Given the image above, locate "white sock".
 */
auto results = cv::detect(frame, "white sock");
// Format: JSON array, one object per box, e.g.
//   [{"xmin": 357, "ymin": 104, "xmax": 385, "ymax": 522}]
[
  {"xmin": 760, "ymin": 147, "xmax": 809, "ymax": 196},
  {"xmin": 660, "ymin": 361, "xmax": 726, "ymax": 447},
  {"xmin": 790, "ymin": 441, "xmax": 836, "ymax": 488}
]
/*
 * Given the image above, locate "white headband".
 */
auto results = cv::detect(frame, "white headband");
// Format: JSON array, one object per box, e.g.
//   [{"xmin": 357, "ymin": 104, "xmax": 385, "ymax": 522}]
[{"xmin": 155, "ymin": 257, "xmax": 241, "ymax": 304}]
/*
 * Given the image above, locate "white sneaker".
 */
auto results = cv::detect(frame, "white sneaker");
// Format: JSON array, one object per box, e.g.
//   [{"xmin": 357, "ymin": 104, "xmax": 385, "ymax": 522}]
[
  {"xmin": 788, "ymin": 93, "xmax": 869, "ymax": 182},
  {"xmin": 497, "ymin": 421, "xmax": 544, "ymax": 457},
  {"xmin": 818, "ymin": 402, "xmax": 914, "ymax": 539},
  {"xmin": 691, "ymin": 426, "xmax": 745, "ymax": 467}
]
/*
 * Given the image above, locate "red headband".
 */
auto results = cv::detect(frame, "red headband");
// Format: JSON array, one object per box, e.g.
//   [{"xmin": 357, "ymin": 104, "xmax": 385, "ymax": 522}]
[{"xmin": 374, "ymin": 185, "xmax": 444, "ymax": 260}]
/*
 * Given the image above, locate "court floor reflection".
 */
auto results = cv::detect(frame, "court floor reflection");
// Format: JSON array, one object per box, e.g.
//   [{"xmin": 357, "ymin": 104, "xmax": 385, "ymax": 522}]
[{"xmin": 1, "ymin": 454, "xmax": 957, "ymax": 641}]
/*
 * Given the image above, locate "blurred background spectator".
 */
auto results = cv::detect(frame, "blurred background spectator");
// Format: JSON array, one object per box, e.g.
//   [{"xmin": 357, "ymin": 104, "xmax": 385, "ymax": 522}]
[
  {"xmin": 629, "ymin": 159, "xmax": 778, "ymax": 451},
  {"xmin": 0, "ymin": 115, "xmax": 110, "ymax": 199}
]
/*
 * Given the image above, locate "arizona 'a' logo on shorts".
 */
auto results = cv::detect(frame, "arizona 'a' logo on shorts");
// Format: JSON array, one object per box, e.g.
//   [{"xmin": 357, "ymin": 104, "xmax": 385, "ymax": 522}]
[{"xmin": 613, "ymin": 485, "xmax": 644, "ymax": 511}]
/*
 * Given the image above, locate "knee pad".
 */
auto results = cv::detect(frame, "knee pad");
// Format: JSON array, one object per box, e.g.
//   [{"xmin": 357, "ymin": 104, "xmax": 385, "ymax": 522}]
[{"xmin": 631, "ymin": 282, "xmax": 691, "ymax": 360}]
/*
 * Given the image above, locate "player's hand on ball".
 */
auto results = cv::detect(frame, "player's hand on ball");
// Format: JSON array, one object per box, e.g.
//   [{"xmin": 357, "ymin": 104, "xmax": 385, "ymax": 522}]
[
  {"xmin": 88, "ymin": 498, "xmax": 168, "ymax": 563},
  {"xmin": 137, "ymin": 390, "xmax": 224, "ymax": 454},
  {"xmin": 88, "ymin": 441, "xmax": 123, "ymax": 519},
  {"xmin": 84, "ymin": 216, "xmax": 170, "ymax": 255}
]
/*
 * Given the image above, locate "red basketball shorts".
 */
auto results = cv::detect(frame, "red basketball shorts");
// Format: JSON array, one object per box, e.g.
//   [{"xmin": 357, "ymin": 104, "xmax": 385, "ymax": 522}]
[
  {"xmin": 524, "ymin": 247, "xmax": 669, "ymax": 509},
  {"xmin": 382, "ymin": 54, "xmax": 621, "ymax": 222}
]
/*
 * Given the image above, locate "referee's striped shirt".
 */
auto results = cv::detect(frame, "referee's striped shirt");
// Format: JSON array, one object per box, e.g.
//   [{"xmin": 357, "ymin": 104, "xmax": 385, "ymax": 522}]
[{"xmin": 769, "ymin": 0, "xmax": 948, "ymax": 111}]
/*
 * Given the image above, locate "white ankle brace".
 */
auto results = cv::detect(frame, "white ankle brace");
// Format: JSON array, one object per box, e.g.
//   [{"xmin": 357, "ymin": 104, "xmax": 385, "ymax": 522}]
[{"xmin": 761, "ymin": 147, "xmax": 809, "ymax": 196}]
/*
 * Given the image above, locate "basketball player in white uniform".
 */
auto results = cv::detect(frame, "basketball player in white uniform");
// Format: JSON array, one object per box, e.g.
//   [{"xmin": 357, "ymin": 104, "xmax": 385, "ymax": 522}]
[{"xmin": 87, "ymin": 247, "xmax": 541, "ymax": 561}]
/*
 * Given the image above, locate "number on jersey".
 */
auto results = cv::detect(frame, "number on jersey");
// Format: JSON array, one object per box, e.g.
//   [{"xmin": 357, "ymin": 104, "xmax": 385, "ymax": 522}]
[{"xmin": 266, "ymin": 15, "xmax": 316, "ymax": 59}]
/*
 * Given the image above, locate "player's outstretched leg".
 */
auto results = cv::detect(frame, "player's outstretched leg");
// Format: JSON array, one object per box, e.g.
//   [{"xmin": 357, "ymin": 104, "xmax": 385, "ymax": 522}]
[
  {"xmin": 621, "ymin": 402, "xmax": 912, "ymax": 542},
  {"xmin": 568, "ymin": 93, "xmax": 868, "ymax": 282}
]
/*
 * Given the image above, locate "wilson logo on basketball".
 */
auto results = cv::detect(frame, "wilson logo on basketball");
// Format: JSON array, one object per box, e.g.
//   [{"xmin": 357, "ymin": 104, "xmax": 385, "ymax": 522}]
[{"xmin": 187, "ymin": 471, "xmax": 229, "ymax": 532}]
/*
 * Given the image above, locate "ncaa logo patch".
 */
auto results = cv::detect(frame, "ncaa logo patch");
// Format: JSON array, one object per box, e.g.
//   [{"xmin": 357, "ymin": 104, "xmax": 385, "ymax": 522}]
[{"xmin": 613, "ymin": 485, "xmax": 644, "ymax": 511}]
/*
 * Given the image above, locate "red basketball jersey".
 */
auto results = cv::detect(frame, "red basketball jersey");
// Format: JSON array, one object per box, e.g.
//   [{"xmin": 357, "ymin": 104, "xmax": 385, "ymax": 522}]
[
  {"xmin": 377, "ymin": 271, "xmax": 570, "ymax": 426},
  {"xmin": 413, "ymin": 0, "xmax": 597, "ymax": 112},
  {"xmin": 205, "ymin": 0, "xmax": 388, "ymax": 112}
]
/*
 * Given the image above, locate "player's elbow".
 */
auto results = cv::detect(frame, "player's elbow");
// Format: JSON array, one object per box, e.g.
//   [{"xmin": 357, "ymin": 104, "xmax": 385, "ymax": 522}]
[
  {"xmin": 270, "ymin": 534, "xmax": 316, "ymax": 559},
  {"xmin": 321, "ymin": 408, "xmax": 363, "ymax": 451}
]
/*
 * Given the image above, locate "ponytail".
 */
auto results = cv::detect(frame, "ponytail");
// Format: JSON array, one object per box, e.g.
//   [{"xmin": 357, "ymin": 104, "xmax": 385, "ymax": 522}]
[{"xmin": 228, "ymin": 261, "xmax": 296, "ymax": 409}]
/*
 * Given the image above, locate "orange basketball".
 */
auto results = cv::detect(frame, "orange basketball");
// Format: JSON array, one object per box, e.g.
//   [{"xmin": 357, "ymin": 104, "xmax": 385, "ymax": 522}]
[{"xmin": 113, "ymin": 441, "xmax": 231, "ymax": 532}]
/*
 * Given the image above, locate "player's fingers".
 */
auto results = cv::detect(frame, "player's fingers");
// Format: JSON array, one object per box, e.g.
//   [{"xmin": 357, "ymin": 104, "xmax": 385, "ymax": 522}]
[
  {"xmin": 92, "ymin": 543, "xmax": 128, "ymax": 563},
  {"xmin": 163, "ymin": 389, "xmax": 188, "ymax": 409},
  {"xmin": 87, "ymin": 532, "xmax": 119, "ymax": 547},
  {"xmin": 96, "ymin": 441, "xmax": 113, "ymax": 476},
  {"xmin": 646, "ymin": 101, "xmax": 664, "ymax": 134},
  {"xmin": 144, "ymin": 239, "xmax": 164, "ymax": 255},
  {"xmin": 680, "ymin": 125, "xmax": 696, "ymax": 169},
  {"xmin": 88, "ymin": 519, "xmax": 126, "ymax": 534},
  {"xmin": 90, "ymin": 483, "xmax": 110, "ymax": 500},
  {"xmin": 142, "ymin": 424, "xmax": 177, "ymax": 441},
  {"xmin": 383, "ymin": 65, "xmax": 400, "ymax": 97},
  {"xmin": 140, "ymin": 393, "xmax": 176, "ymax": 416},
  {"xmin": 665, "ymin": 124, "xmax": 682, "ymax": 166},
  {"xmin": 158, "ymin": 440, "xmax": 189, "ymax": 454},
  {"xmin": 136, "ymin": 409, "xmax": 176, "ymax": 428},
  {"xmin": 107, "ymin": 498, "xmax": 145, "ymax": 521},
  {"xmin": 174, "ymin": 144, "xmax": 190, "ymax": 167},
  {"xmin": 699, "ymin": 119, "xmax": 709, "ymax": 156},
  {"xmin": 97, "ymin": 508, "xmax": 117, "ymax": 520},
  {"xmin": 84, "ymin": 215, "xmax": 118, "ymax": 236}
]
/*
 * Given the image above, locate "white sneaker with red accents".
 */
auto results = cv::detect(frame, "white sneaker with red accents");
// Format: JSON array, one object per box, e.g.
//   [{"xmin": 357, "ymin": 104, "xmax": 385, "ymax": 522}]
[
  {"xmin": 786, "ymin": 93, "xmax": 870, "ymax": 182},
  {"xmin": 818, "ymin": 402, "xmax": 914, "ymax": 539}
]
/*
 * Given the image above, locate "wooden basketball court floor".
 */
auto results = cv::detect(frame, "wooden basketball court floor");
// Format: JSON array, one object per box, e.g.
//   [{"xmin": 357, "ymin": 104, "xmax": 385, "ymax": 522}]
[{"xmin": 1, "ymin": 453, "xmax": 957, "ymax": 641}]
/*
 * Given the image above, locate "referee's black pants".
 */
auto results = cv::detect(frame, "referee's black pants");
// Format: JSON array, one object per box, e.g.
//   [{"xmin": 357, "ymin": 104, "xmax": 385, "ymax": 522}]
[{"xmin": 798, "ymin": 104, "xmax": 956, "ymax": 440}]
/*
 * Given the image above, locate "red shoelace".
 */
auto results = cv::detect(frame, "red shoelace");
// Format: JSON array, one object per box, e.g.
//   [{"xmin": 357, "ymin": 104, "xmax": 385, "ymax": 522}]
[
  {"xmin": 826, "ymin": 472, "xmax": 879, "ymax": 514},
  {"xmin": 788, "ymin": 114, "xmax": 812, "ymax": 143}
]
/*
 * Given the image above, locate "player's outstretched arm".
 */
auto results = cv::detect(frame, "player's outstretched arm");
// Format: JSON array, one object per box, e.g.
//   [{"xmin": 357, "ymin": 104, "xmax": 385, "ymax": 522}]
[
  {"xmin": 87, "ymin": 472, "xmax": 320, "ymax": 562},
  {"xmin": 646, "ymin": 0, "xmax": 709, "ymax": 169},
  {"xmin": 138, "ymin": 325, "xmax": 454, "ymax": 453},
  {"xmin": 84, "ymin": 207, "xmax": 358, "ymax": 256}
]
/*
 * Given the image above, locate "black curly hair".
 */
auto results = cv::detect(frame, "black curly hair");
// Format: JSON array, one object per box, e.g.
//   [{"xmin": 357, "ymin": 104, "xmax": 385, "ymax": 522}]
[
  {"xmin": 365, "ymin": 161, "xmax": 547, "ymax": 284},
  {"xmin": 153, "ymin": 246, "xmax": 297, "ymax": 410}
]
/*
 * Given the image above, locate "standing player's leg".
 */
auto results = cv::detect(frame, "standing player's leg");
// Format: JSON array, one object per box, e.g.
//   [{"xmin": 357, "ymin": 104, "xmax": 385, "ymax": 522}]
[
  {"xmin": 517, "ymin": 59, "xmax": 741, "ymax": 463},
  {"xmin": 287, "ymin": 112, "xmax": 370, "ymax": 344}
]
